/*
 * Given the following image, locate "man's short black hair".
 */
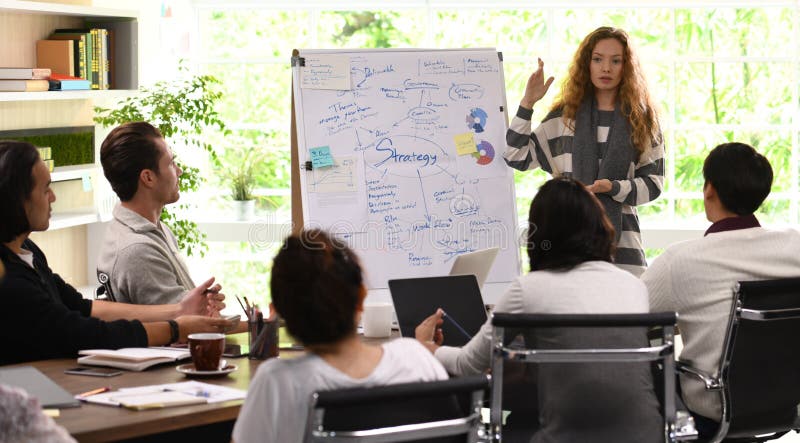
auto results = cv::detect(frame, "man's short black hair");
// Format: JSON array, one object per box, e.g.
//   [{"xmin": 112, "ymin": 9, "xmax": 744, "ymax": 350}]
[
  {"xmin": 100, "ymin": 122, "xmax": 164, "ymax": 201},
  {"xmin": 703, "ymin": 142, "xmax": 773, "ymax": 216},
  {"xmin": 0, "ymin": 141, "xmax": 40, "ymax": 243},
  {"xmin": 527, "ymin": 177, "xmax": 616, "ymax": 271}
]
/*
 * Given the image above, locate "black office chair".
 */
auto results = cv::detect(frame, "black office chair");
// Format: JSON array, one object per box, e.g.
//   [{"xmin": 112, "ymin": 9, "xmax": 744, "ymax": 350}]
[
  {"xmin": 489, "ymin": 312, "xmax": 697, "ymax": 443},
  {"xmin": 304, "ymin": 375, "xmax": 490, "ymax": 443},
  {"xmin": 676, "ymin": 278, "xmax": 800, "ymax": 443},
  {"xmin": 94, "ymin": 271, "xmax": 117, "ymax": 302}
]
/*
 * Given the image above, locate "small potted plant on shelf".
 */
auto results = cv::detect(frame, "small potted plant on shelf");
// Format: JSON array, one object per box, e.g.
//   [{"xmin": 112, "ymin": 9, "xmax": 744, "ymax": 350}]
[{"xmin": 227, "ymin": 148, "xmax": 259, "ymax": 221}]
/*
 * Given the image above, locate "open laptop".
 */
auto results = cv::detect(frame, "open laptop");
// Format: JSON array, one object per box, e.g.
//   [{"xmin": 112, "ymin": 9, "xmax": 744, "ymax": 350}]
[
  {"xmin": 389, "ymin": 275, "xmax": 487, "ymax": 347},
  {"xmin": 449, "ymin": 247, "xmax": 499, "ymax": 288}
]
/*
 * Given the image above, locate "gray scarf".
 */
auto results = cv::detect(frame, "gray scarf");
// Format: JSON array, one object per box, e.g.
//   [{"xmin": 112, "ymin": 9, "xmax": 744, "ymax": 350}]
[{"xmin": 571, "ymin": 98, "xmax": 636, "ymax": 242}]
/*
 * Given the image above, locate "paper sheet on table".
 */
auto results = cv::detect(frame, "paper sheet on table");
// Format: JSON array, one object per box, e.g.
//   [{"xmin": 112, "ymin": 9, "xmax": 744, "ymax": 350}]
[{"xmin": 79, "ymin": 381, "xmax": 246, "ymax": 408}]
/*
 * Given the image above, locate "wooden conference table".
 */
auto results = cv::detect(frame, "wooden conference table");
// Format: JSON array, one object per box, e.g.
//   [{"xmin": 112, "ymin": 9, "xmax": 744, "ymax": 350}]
[{"xmin": 14, "ymin": 332, "xmax": 394, "ymax": 442}]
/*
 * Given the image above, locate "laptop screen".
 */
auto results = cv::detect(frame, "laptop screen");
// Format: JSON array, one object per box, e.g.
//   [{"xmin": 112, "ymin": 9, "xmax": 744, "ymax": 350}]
[
  {"xmin": 449, "ymin": 247, "xmax": 499, "ymax": 288},
  {"xmin": 389, "ymin": 275, "xmax": 487, "ymax": 347}
]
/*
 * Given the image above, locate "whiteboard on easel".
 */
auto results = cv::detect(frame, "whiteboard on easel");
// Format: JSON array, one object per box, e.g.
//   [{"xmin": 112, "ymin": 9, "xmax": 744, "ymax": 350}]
[{"xmin": 291, "ymin": 48, "xmax": 520, "ymax": 289}]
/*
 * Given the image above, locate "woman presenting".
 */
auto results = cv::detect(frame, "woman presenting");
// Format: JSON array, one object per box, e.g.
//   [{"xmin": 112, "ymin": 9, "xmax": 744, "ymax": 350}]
[{"xmin": 504, "ymin": 26, "xmax": 664, "ymax": 276}]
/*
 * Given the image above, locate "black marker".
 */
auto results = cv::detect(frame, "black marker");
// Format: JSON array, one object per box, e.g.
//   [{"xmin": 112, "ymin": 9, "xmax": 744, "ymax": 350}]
[{"xmin": 441, "ymin": 310, "xmax": 472, "ymax": 340}]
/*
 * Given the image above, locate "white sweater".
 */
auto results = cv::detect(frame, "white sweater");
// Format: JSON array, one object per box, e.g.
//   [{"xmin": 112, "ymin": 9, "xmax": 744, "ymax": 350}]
[
  {"xmin": 643, "ymin": 226, "xmax": 800, "ymax": 420},
  {"xmin": 232, "ymin": 338, "xmax": 447, "ymax": 443},
  {"xmin": 435, "ymin": 260, "xmax": 650, "ymax": 375}
]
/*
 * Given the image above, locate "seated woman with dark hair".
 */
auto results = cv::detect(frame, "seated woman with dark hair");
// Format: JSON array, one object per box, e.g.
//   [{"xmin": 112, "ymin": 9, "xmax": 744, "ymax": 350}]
[
  {"xmin": 416, "ymin": 177, "xmax": 661, "ymax": 442},
  {"xmin": 232, "ymin": 229, "xmax": 447, "ymax": 443},
  {"xmin": 0, "ymin": 141, "xmax": 231, "ymax": 365}
]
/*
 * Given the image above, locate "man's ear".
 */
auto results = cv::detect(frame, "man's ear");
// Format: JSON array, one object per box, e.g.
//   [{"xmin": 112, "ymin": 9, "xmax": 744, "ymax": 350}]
[
  {"xmin": 703, "ymin": 181, "xmax": 716, "ymax": 201},
  {"xmin": 356, "ymin": 285, "xmax": 367, "ymax": 313},
  {"xmin": 139, "ymin": 169, "xmax": 156, "ymax": 189}
]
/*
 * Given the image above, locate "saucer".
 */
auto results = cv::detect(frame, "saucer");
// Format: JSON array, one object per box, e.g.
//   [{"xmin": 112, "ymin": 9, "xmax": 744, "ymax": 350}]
[{"xmin": 176, "ymin": 360, "xmax": 237, "ymax": 377}]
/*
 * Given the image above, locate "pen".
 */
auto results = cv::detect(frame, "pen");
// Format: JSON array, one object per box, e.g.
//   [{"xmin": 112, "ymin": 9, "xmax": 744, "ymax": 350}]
[
  {"xmin": 76, "ymin": 386, "xmax": 110, "ymax": 399},
  {"xmin": 441, "ymin": 310, "xmax": 472, "ymax": 340},
  {"xmin": 234, "ymin": 294, "xmax": 250, "ymax": 319}
]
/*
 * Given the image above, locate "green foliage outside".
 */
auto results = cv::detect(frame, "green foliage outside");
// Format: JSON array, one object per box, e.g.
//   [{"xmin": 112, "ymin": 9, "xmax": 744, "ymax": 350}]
[{"xmin": 190, "ymin": 5, "xmax": 800, "ymax": 305}]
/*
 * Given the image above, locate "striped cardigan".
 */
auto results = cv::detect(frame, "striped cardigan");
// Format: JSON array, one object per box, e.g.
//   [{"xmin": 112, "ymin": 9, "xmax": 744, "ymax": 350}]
[{"xmin": 504, "ymin": 106, "xmax": 665, "ymax": 276}]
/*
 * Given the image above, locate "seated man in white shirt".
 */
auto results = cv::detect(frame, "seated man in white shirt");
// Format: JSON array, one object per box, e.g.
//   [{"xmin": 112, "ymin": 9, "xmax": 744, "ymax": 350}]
[{"xmin": 642, "ymin": 142, "xmax": 800, "ymax": 437}]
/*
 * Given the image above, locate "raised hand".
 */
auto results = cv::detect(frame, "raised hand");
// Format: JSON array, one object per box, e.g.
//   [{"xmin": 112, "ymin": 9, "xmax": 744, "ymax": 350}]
[{"xmin": 521, "ymin": 57, "xmax": 555, "ymax": 110}]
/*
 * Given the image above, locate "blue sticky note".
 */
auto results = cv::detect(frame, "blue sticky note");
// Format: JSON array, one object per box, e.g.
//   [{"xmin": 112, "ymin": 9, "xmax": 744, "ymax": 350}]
[{"xmin": 310, "ymin": 146, "xmax": 334, "ymax": 168}]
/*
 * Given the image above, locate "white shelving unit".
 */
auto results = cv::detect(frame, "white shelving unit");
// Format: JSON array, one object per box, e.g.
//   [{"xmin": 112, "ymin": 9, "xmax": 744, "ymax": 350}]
[
  {"xmin": 0, "ymin": 0, "xmax": 133, "ymax": 17},
  {"xmin": 0, "ymin": 1, "xmax": 138, "ymax": 231},
  {"xmin": 0, "ymin": 89, "xmax": 135, "ymax": 102},
  {"xmin": 50, "ymin": 210, "xmax": 99, "ymax": 231},
  {"xmin": 50, "ymin": 163, "xmax": 97, "ymax": 182}
]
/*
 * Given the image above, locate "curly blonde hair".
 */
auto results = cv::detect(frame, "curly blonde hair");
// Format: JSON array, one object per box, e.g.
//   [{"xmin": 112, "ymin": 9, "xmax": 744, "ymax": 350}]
[{"xmin": 551, "ymin": 26, "xmax": 661, "ymax": 156}]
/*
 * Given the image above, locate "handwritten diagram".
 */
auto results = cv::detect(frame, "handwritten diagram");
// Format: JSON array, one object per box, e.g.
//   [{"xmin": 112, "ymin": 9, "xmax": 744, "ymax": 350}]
[{"xmin": 295, "ymin": 49, "xmax": 519, "ymax": 288}]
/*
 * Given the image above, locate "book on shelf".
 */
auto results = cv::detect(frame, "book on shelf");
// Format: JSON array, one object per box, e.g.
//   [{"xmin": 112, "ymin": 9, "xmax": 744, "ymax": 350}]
[
  {"xmin": 101, "ymin": 28, "xmax": 110, "ymax": 90},
  {"xmin": 0, "ymin": 79, "xmax": 49, "ymax": 92},
  {"xmin": 44, "ymin": 159, "xmax": 54, "ymax": 172},
  {"xmin": 37, "ymin": 147, "xmax": 52, "ymax": 160},
  {"xmin": 0, "ymin": 67, "xmax": 51, "ymax": 80},
  {"xmin": 36, "ymin": 40, "xmax": 75, "ymax": 77},
  {"xmin": 77, "ymin": 347, "xmax": 191, "ymax": 371},
  {"xmin": 48, "ymin": 33, "xmax": 87, "ymax": 81},
  {"xmin": 48, "ymin": 74, "xmax": 91, "ymax": 91},
  {"xmin": 51, "ymin": 29, "xmax": 96, "ymax": 87}
]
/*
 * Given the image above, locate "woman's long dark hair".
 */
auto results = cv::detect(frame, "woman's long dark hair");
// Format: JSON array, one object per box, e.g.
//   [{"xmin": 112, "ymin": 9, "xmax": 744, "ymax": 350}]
[
  {"xmin": 527, "ymin": 177, "xmax": 616, "ymax": 271},
  {"xmin": 0, "ymin": 141, "xmax": 40, "ymax": 243}
]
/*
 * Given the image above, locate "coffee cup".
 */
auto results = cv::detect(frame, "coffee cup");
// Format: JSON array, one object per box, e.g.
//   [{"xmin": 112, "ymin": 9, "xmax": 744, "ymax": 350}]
[
  {"xmin": 188, "ymin": 333, "xmax": 225, "ymax": 371},
  {"xmin": 362, "ymin": 302, "xmax": 393, "ymax": 338}
]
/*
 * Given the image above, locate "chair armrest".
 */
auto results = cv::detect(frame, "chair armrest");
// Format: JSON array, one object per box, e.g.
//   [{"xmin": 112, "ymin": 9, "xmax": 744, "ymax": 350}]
[{"xmin": 675, "ymin": 362, "xmax": 722, "ymax": 390}]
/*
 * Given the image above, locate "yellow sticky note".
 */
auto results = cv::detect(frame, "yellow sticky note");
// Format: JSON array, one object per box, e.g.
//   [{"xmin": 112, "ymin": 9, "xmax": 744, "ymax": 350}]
[{"xmin": 454, "ymin": 132, "xmax": 477, "ymax": 156}]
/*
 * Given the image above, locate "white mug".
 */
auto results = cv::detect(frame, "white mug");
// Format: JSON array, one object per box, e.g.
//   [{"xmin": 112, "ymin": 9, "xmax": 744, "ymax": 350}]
[{"xmin": 362, "ymin": 302, "xmax": 393, "ymax": 338}]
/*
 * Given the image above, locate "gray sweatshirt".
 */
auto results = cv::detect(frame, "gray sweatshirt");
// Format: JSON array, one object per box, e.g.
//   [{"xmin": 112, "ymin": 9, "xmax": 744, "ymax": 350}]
[{"xmin": 97, "ymin": 204, "xmax": 195, "ymax": 304}]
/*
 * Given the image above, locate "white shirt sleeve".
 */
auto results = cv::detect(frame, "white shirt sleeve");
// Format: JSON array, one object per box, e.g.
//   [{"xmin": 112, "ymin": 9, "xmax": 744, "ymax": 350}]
[{"xmin": 434, "ymin": 278, "xmax": 526, "ymax": 376}]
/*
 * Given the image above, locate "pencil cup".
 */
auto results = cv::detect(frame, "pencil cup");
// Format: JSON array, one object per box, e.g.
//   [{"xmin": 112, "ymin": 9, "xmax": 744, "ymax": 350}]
[{"xmin": 248, "ymin": 318, "xmax": 279, "ymax": 360}]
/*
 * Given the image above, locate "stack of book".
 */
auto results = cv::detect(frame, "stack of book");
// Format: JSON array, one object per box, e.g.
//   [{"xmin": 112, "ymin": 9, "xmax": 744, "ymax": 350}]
[
  {"xmin": 37, "ymin": 146, "xmax": 54, "ymax": 172},
  {"xmin": 0, "ymin": 68, "xmax": 50, "ymax": 92},
  {"xmin": 41, "ymin": 27, "xmax": 113, "ymax": 90}
]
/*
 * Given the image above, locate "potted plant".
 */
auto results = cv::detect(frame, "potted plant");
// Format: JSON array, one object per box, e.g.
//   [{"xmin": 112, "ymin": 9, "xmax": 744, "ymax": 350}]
[
  {"xmin": 228, "ymin": 148, "xmax": 259, "ymax": 221},
  {"xmin": 94, "ymin": 65, "xmax": 228, "ymax": 256}
]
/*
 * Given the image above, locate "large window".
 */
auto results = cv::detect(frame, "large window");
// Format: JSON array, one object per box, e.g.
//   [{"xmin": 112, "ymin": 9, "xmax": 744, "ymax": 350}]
[{"xmin": 183, "ymin": 1, "xmax": 800, "ymax": 304}]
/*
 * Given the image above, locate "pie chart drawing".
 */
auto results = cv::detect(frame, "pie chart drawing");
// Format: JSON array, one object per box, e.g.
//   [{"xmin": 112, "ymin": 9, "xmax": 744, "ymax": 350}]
[
  {"xmin": 472, "ymin": 140, "xmax": 495, "ymax": 165},
  {"xmin": 465, "ymin": 107, "xmax": 488, "ymax": 133}
]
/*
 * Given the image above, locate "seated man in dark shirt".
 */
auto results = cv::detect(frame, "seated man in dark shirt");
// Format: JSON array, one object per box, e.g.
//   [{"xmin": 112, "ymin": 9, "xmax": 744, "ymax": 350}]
[{"xmin": 0, "ymin": 140, "xmax": 233, "ymax": 365}]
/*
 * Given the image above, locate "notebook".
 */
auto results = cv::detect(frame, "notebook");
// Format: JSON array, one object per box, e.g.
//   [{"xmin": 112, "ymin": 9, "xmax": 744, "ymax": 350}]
[
  {"xmin": 449, "ymin": 247, "xmax": 499, "ymax": 288},
  {"xmin": 0, "ymin": 366, "xmax": 80, "ymax": 409},
  {"xmin": 388, "ymin": 275, "xmax": 487, "ymax": 347},
  {"xmin": 77, "ymin": 347, "xmax": 191, "ymax": 371}
]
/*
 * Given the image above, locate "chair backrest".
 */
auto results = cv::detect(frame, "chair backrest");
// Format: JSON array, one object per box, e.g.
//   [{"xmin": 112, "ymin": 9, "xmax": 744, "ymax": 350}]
[
  {"xmin": 95, "ymin": 271, "xmax": 116, "ymax": 302},
  {"xmin": 304, "ymin": 375, "xmax": 489, "ymax": 443},
  {"xmin": 490, "ymin": 312, "xmax": 678, "ymax": 443},
  {"xmin": 716, "ymin": 278, "xmax": 800, "ymax": 439}
]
